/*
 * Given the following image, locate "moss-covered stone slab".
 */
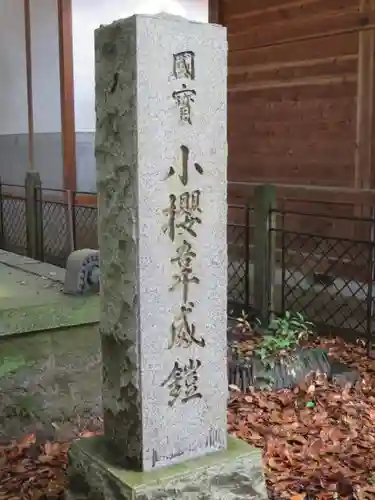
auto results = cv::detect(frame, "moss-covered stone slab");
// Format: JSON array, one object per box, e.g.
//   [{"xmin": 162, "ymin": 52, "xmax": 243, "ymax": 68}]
[
  {"xmin": 0, "ymin": 251, "xmax": 99, "ymax": 336},
  {"xmin": 0, "ymin": 250, "xmax": 66, "ymax": 281},
  {"xmin": 66, "ymin": 436, "xmax": 267, "ymax": 500},
  {"xmin": 0, "ymin": 296, "xmax": 99, "ymax": 337}
]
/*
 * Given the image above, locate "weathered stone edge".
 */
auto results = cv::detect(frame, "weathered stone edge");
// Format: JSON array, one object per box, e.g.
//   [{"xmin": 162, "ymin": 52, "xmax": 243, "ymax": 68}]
[
  {"xmin": 0, "ymin": 254, "xmax": 66, "ymax": 283},
  {"xmin": 227, "ymin": 347, "xmax": 331, "ymax": 392},
  {"xmin": 67, "ymin": 435, "xmax": 266, "ymax": 500},
  {"xmin": 68, "ymin": 440, "xmax": 132, "ymax": 499},
  {"xmin": 0, "ymin": 296, "xmax": 100, "ymax": 337}
]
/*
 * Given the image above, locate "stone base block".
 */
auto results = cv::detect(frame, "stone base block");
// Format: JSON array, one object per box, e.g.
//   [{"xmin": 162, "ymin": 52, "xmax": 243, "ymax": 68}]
[{"xmin": 66, "ymin": 436, "xmax": 268, "ymax": 500}]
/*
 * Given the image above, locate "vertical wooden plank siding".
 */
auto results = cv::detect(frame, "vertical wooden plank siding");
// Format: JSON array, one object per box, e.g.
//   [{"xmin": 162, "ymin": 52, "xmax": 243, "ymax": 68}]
[
  {"xmin": 355, "ymin": 0, "xmax": 375, "ymax": 190},
  {"xmin": 208, "ymin": 0, "xmax": 222, "ymax": 24},
  {"xmin": 224, "ymin": 0, "xmax": 361, "ymax": 189}
]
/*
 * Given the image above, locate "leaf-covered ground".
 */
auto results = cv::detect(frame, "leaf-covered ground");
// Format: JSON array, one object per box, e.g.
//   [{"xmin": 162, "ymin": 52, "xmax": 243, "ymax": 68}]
[
  {"xmin": 229, "ymin": 335, "xmax": 375, "ymax": 499},
  {"xmin": 1, "ymin": 336, "xmax": 375, "ymax": 499},
  {"xmin": 0, "ymin": 426, "xmax": 100, "ymax": 499}
]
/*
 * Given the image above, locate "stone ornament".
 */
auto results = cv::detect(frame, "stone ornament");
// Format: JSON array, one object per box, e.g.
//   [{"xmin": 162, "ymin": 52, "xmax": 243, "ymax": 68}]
[{"xmin": 63, "ymin": 249, "xmax": 100, "ymax": 296}]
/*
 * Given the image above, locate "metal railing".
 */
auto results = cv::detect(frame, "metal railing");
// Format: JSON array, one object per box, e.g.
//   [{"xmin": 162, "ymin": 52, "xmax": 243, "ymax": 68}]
[
  {"xmin": 0, "ymin": 180, "xmax": 254, "ymax": 307},
  {"xmin": 3, "ymin": 178, "xmax": 375, "ymax": 349},
  {"xmin": 37, "ymin": 189, "xmax": 98, "ymax": 266},
  {"xmin": 0, "ymin": 181, "xmax": 98, "ymax": 266},
  {"xmin": 270, "ymin": 209, "xmax": 375, "ymax": 342},
  {"xmin": 0, "ymin": 183, "xmax": 28, "ymax": 256},
  {"xmin": 226, "ymin": 187, "xmax": 375, "ymax": 350},
  {"xmin": 72, "ymin": 195, "xmax": 98, "ymax": 251},
  {"xmin": 227, "ymin": 204, "xmax": 253, "ymax": 313}
]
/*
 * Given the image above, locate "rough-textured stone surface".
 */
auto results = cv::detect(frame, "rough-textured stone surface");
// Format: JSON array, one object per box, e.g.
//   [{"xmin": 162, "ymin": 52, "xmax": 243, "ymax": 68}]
[
  {"xmin": 228, "ymin": 347, "xmax": 331, "ymax": 391},
  {"xmin": 330, "ymin": 360, "xmax": 360, "ymax": 388},
  {"xmin": 95, "ymin": 14, "xmax": 228, "ymax": 472},
  {"xmin": 66, "ymin": 436, "xmax": 267, "ymax": 500},
  {"xmin": 64, "ymin": 249, "xmax": 100, "ymax": 295},
  {"xmin": 227, "ymin": 344, "xmax": 361, "ymax": 393}
]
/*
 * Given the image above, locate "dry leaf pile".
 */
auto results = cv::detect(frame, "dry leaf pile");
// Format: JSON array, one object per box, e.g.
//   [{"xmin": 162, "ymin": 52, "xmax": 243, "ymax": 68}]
[
  {"xmin": 0, "ymin": 433, "xmax": 69, "ymax": 499},
  {"xmin": 0, "ymin": 430, "xmax": 98, "ymax": 500},
  {"xmin": 1, "ymin": 336, "xmax": 375, "ymax": 499},
  {"xmin": 229, "ymin": 336, "xmax": 375, "ymax": 499}
]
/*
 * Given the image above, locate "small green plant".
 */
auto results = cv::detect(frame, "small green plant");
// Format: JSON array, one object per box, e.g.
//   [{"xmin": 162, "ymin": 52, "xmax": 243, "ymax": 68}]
[{"xmin": 255, "ymin": 311, "xmax": 314, "ymax": 362}]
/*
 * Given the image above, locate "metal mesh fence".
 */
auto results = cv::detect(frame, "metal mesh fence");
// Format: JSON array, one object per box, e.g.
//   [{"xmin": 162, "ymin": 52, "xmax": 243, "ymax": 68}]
[
  {"xmin": 73, "ymin": 203, "xmax": 98, "ymax": 250},
  {"xmin": 42, "ymin": 198, "xmax": 70, "ymax": 266},
  {"xmin": 227, "ymin": 204, "xmax": 253, "ymax": 312},
  {"xmin": 39, "ymin": 191, "xmax": 97, "ymax": 267},
  {"xmin": 0, "ymin": 185, "xmax": 99, "ymax": 267},
  {"xmin": 0, "ymin": 185, "xmax": 27, "ymax": 255},
  {"xmin": 0, "ymin": 186, "xmax": 257, "ymax": 312},
  {"xmin": 3, "ymin": 181, "xmax": 375, "ymax": 345},
  {"xmin": 271, "ymin": 209, "xmax": 375, "ymax": 340}
]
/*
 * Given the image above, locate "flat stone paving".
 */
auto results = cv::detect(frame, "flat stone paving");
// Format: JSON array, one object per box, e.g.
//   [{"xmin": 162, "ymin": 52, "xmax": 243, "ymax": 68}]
[{"xmin": 0, "ymin": 250, "xmax": 99, "ymax": 336}]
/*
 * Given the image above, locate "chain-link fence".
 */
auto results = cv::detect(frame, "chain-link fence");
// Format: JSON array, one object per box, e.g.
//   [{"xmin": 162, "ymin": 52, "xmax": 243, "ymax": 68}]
[
  {"xmin": 4, "ymin": 178, "xmax": 375, "ymax": 346},
  {"xmin": 270, "ymin": 208, "xmax": 375, "ymax": 348},
  {"xmin": 227, "ymin": 204, "xmax": 253, "ymax": 314},
  {"xmin": 0, "ymin": 182, "xmax": 98, "ymax": 267},
  {"xmin": 42, "ymin": 191, "xmax": 71, "ymax": 266},
  {"xmin": 0, "ymin": 184, "xmax": 27, "ymax": 256},
  {"xmin": 0, "ymin": 181, "xmax": 256, "ymax": 309},
  {"xmin": 37, "ymin": 190, "xmax": 98, "ymax": 266},
  {"xmin": 72, "ymin": 195, "xmax": 98, "ymax": 251}
]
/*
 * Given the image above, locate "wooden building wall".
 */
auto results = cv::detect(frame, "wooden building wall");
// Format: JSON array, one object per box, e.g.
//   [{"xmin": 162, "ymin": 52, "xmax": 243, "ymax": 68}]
[
  {"xmin": 209, "ymin": 0, "xmax": 375, "ymax": 286},
  {"xmin": 211, "ymin": 0, "xmax": 375, "ymax": 190}
]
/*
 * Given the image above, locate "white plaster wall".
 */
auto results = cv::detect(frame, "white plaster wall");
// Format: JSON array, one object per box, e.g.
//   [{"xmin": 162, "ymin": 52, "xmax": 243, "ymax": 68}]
[
  {"xmin": 72, "ymin": 0, "xmax": 209, "ymax": 132},
  {"xmin": 30, "ymin": 0, "xmax": 61, "ymax": 134},
  {"xmin": 0, "ymin": 0, "xmax": 62, "ymax": 187},
  {"xmin": 0, "ymin": 0, "xmax": 61, "ymax": 135},
  {"xmin": 0, "ymin": 0, "xmax": 28, "ymax": 135}
]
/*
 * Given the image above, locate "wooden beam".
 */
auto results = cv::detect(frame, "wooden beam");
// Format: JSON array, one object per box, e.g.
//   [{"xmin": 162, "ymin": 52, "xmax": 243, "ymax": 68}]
[
  {"xmin": 228, "ymin": 181, "xmax": 375, "ymax": 206},
  {"xmin": 57, "ymin": 0, "xmax": 77, "ymax": 191},
  {"xmin": 354, "ymin": 0, "xmax": 375, "ymax": 190},
  {"xmin": 208, "ymin": 0, "xmax": 222, "ymax": 24},
  {"xmin": 24, "ymin": 0, "xmax": 34, "ymax": 171}
]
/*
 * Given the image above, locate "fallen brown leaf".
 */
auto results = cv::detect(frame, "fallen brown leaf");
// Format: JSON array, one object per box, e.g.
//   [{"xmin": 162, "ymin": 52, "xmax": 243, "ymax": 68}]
[
  {"xmin": 228, "ymin": 334, "xmax": 375, "ymax": 498},
  {"xmin": 0, "ymin": 426, "xmax": 103, "ymax": 499},
  {"xmin": 1, "ymin": 335, "xmax": 375, "ymax": 499}
]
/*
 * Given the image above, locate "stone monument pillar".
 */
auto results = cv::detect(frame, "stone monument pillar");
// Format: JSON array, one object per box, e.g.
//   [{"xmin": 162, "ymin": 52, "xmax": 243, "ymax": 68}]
[{"xmin": 66, "ymin": 13, "xmax": 266, "ymax": 499}]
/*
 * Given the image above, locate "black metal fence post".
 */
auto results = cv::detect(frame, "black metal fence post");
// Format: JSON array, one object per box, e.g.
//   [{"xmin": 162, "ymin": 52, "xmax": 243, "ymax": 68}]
[
  {"xmin": 36, "ymin": 180, "xmax": 44, "ymax": 262},
  {"xmin": 280, "ymin": 210, "xmax": 286, "ymax": 315},
  {"xmin": 25, "ymin": 171, "xmax": 43, "ymax": 261},
  {"xmin": 244, "ymin": 204, "xmax": 250, "ymax": 309},
  {"xmin": 268, "ymin": 205, "xmax": 276, "ymax": 321},
  {"xmin": 65, "ymin": 189, "xmax": 75, "ymax": 252},
  {"xmin": 253, "ymin": 184, "xmax": 276, "ymax": 326},
  {"xmin": 71, "ymin": 191, "xmax": 77, "ymax": 250},
  {"xmin": 368, "ymin": 214, "xmax": 375, "ymax": 358}
]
